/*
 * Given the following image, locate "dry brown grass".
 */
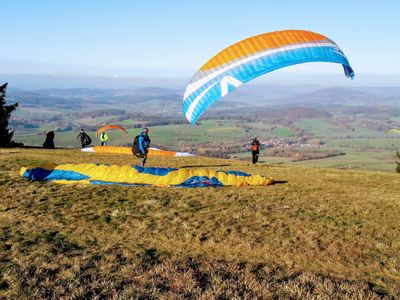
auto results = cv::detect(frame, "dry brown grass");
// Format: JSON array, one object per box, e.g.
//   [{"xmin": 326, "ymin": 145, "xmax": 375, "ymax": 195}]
[{"xmin": 1, "ymin": 148, "xmax": 399, "ymax": 299}]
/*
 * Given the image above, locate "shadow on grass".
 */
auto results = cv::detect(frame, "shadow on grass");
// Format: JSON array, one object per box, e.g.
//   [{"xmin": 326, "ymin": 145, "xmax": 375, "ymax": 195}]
[
  {"xmin": 272, "ymin": 180, "xmax": 288, "ymax": 185},
  {"xmin": 179, "ymin": 164, "xmax": 231, "ymax": 168}
]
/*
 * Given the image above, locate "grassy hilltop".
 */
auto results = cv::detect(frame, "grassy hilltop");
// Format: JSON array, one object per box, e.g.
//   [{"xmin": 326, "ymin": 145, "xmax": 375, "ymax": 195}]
[{"xmin": 1, "ymin": 148, "xmax": 399, "ymax": 298}]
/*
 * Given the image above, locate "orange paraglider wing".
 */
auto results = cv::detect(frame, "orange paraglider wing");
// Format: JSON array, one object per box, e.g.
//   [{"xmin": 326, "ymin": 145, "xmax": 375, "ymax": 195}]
[
  {"xmin": 96, "ymin": 125, "xmax": 128, "ymax": 136},
  {"xmin": 183, "ymin": 29, "xmax": 354, "ymax": 124}
]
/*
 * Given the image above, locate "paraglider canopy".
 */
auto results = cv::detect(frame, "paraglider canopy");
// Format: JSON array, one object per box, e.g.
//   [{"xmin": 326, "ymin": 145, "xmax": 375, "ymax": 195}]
[
  {"xmin": 386, "ymin": 129, "xmax": 400, "ymax": 134},
  {"xmin": 183, "ymin": 29, "xmax": 354, "ymax": 124},
  {"xmin": 96, "ymin": 125, "xmax": 128, "ymax": 136}
]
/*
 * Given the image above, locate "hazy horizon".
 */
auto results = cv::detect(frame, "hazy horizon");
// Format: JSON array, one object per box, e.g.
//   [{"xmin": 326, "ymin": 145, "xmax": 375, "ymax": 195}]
[{"xmin": 2, "ymin": 71, "xmax": 400, "ymax": 91}]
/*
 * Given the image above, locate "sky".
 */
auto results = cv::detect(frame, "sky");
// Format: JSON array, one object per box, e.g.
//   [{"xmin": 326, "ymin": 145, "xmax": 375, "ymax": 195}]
[{"xmin": 1, "ymin": 0, "xmax": 400, "ymax": 86}]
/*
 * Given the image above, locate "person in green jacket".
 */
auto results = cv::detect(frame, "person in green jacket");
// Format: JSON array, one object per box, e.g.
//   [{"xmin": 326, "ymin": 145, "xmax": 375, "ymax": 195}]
[{"xmin": 99, "ymin": 132, "xmax": 109, "ymax": 146}]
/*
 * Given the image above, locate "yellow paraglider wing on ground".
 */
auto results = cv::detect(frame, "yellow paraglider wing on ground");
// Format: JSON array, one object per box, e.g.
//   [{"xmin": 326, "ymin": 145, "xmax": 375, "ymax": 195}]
[{"xmin": 21, "ymin": 163, "xmax": 273, "ymax": 187}]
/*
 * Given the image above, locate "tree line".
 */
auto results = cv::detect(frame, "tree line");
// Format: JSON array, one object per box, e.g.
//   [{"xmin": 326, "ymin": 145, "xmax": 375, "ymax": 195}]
[{"xmin": 0, "ymin": 83, "xmax": 18, "ymax": 147}]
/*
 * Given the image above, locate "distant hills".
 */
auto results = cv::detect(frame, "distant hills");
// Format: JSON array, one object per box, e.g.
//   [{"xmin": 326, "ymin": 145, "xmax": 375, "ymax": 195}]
[
  {"xmin": 222, "ymin": 85, "xmax": 400, "ymax": 107},
  {"xmin": 7, "ymin": 84, "xmax": 400, "ymax": 114},
  {"xmin": 266, "ymin": 87, "xmax": 399, "ymax": 107},
  {"xmin": 8, "ymin": 89, "xmax": 82, "ymax": 108}
]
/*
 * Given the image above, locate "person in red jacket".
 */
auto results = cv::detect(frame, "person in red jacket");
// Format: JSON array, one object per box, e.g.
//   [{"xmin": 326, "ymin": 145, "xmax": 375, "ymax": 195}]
[{"xmin": 251, "ymin": 137, "xmax": 261, "ymax": 164}]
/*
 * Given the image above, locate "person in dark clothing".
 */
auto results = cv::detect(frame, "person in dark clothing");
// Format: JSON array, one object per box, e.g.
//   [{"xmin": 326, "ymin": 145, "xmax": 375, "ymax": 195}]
[
  {"xmin": 251, "ymin": 137, "xmax": 261, "ymax": 164},
  {"xmin": 76, "ymin": 129, "xmax": 92, "ymax": 148},
  {"xmin": 132, "ymin": 128, "xmax": 151, "ymax": 167},
  {"xmin": 43, "ymin": 131, "xmax": 55, "ymax": 149}
]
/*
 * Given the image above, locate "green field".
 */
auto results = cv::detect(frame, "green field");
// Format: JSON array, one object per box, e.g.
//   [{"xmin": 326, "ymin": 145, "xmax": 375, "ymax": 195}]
[
  {"xmin": 290, "ymin": 149, "xmax": 397, "ymax": 172},
  {"xmin": 327, "ymin": 138, "xmax": 399, "ymax": 149},
  {"xmin": 14, "ymin": 107, "xmax": 64, "ymax": 118},
  {"xmin": 294, "ymin": 118, "xmax": 349, "ymax": 137},
  {"xmin": 14, "ymin": 120, "xmax": 249, "ymax": 148},
  {"xmin": 270, "ymin": 127, "xmax": 296, "ymax": 137},
  {"xmin": 235, "ymin": 147, "xmax": 399, "ymax": 173}
]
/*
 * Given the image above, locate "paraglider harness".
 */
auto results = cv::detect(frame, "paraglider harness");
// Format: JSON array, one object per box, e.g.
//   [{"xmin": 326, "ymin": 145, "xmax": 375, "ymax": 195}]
[
  {"xmin": 83, "ymin": 134, "xmax": 92, "ymax": 146},
  {"xmin": 251, "ymin": 143, "xmax": 260, "ymax": 152},
  {"xmin": 132, "ymin": 134, "xmax": 151, "ymax": 158},
  {"xmin": 78, "ymin": 132, "xmax": 92, "ymax": 147},
  {"xmin": 251, "ymin": 139, "xmax": 260, "ymax": 164}
]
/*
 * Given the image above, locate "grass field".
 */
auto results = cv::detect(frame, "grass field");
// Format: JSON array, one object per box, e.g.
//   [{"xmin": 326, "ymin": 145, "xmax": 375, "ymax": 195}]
[
  {"xmin": 326, "ymin": 138, "xmax": 399, "ymax": 150},
  {"xmin": 234, "ymin": 145, "xmax": 399, "ymax": 173},
  {"xmin": 290, "ymin": 148, "xmax": 397, "ymax": 172},
  {"xmin": 13, "ymin": 107, "xmax": 64, "ymax": 119},
  {"xmin": 294, "ymin": 119, "xmax": 349, "ymax": 137},
  {"xmin": 13, "ymin": 120, "xmax": 249, "ymax": 148},
  {"xmin": 270, "ymin": 127, "xmax": 296, "ymax": 137},
  {"xmin": 1, "ymin": 148, "xmax": 399, "ymax": 298}
]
